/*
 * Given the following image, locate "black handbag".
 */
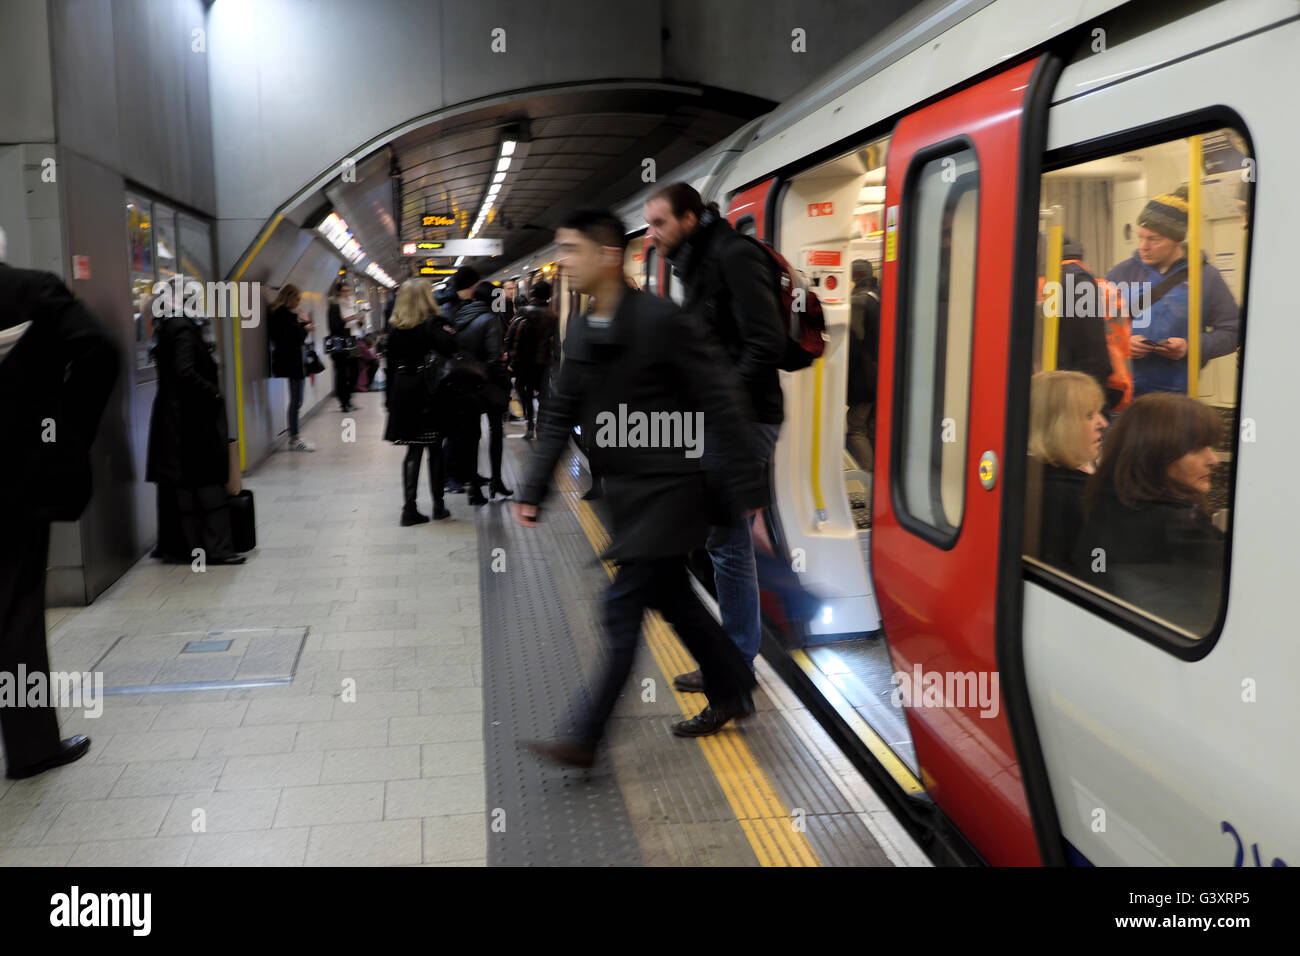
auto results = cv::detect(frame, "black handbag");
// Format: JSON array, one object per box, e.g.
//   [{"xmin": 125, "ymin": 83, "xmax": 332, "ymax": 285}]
[
  {"xmin": 228, "ymin": 489, "xmax": 256, "ymax": 553},
  {"xmin": 324, "ymin": 334, "xmax": 353, "ymax": 355},
  {"xmin": 303, "ymin": 342, "xmax": 325, "ymax": 375}
]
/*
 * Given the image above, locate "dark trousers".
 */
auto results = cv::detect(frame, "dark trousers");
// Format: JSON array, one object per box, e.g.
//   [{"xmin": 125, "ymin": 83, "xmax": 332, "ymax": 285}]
[
  {"xmin": 516, "ymin": 379, "xmax": 536, "ymax": 427},
  {"xmin": 330, "ymin": 354, "xmax": 354, "ymax": 409},
  {"xmin": 0, "ymin": 521, "xmax": 62, "ymax": 770},
  {"xmin": 155, "ymin": 483, "xmax": 236, "ymax": 562},
  {"xmin": 575, "ymin": 557, "xmax": 756, "ymax": 746},
  {"xmin": 287, "ymin": 376, "xmax": 304, "ymax": 437}
]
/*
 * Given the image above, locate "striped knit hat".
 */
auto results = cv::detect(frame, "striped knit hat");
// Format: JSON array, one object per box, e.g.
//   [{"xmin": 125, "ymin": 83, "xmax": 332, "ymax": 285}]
[{"xmin": 1137, "ymin": 185, "xmax": 1189, "ymax": 242}]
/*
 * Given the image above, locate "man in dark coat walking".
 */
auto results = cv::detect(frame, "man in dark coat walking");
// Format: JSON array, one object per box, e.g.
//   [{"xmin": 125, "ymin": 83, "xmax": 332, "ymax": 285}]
[
  {"xmin": 505, "ymin": 278, "xmax": 559, "ymax": 441},
  {"xmin": 0, "ymin": 248, "xmax": 120, "ymax": 778},
  {"xmin": 449, "ymin": 269, "xmax": 511, "ymax": 501},
  {"xmin": 514, "ymin": 209, "xmax": 766, "ymax": 768}
]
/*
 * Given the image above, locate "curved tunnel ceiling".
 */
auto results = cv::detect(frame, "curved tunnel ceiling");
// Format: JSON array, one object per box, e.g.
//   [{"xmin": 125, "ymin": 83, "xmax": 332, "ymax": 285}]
[{"xmin": 290, "ymin": 82, "xmax": 773, "ymax": 287}]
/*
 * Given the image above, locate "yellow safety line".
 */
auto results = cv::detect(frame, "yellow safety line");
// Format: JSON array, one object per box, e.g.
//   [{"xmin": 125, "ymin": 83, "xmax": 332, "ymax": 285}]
[
  {"xmin": 553, "ymin": 468, "xmax": 822, "ymax": 867},
  {"xmin": 1043, "ymin": 225, "xmax": 1063, "ymax": 371},
  {"xmin": 228, "ymin": 213, "xmax": 284, "ymax": 471},
  {"xmin": 789, "ymin": 648, "xmax": 924, "ymax": 794},
  {"xmin": 1187, "ymin": 136, "xmax": 1202, "ymax": 397}
]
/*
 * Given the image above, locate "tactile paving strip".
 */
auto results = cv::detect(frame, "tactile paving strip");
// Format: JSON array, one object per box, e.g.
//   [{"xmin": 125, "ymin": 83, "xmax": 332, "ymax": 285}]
[{"xmin": 477, "ymin": 470, "xmax": 644, "ymax": 866}]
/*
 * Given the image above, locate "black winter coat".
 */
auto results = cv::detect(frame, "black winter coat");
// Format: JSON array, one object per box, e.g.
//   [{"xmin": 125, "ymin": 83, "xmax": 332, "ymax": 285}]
[
  {"xmin": 146, "ymin": 316, "xmax": 229, "ymax": 487},
  {"xmin": 453, "ymin": 296, "xmax": 510, "ymax": 406},
  {"xmin": 0, "ymin": 263, "xmax": 120, "ymax": 522},
  {"xmin": 672, "ymin": 213, "xmax": 787, "ymax": 424},
  {"xmin": 506, "ymin": 304, "xmax": 558, "ymax": 384},
  {"xmin": 1030, "ymin": 462, "xmax": 1088, "ymax": 568},
  {"xmin": 382, "ymin": 319, "xmax": 457, "ymax": 441},
  {"xmin": 1056, "ymin": 260, "xmax": 1115, "ymax": 409},
  {"xmin": 1071, "ymin": 491, "xmax": 1224, "ymax": 633},
  {"xmin": 847, "ymin": 286, "xmax": 880, "ymax": 405},
  {"xmin": 268, "ymin": 305, "xmax": 308, "ymax": 379},
  {"xmin": 518, "ymin": 289, "xmax": 766, "ymax": 562}
]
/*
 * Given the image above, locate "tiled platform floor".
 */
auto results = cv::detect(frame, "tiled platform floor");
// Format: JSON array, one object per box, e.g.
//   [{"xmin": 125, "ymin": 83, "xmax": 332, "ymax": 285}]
[{"xmin": 1, "ymin": 392, "xmax": 489, "ymax": 866}]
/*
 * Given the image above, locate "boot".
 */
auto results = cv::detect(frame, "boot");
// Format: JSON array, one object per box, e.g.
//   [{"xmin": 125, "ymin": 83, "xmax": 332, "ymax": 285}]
[
  {"xmin": 401, "ymin": 454, "xmax": 429, "ymax": 525},
  {"xmin": 466, "ymin": 481, "xmax": 488, "ymax": 507},
  {"xmin": 429, "ymin": 445, "xmax": 450, "ymax": 520},
  {"xmin": 489, "ymin": 477, "xmax": 513, "ymax": 500}
]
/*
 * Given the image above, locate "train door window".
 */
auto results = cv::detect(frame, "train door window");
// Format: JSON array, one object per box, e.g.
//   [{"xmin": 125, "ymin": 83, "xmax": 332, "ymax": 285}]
[
  {"xmin": 896, "ymin": 146, "xmax": 979, "ymax": 545},
  {"xmin": 1022, "ymin": 124, "xmax": 1251, "ymax": 642}
]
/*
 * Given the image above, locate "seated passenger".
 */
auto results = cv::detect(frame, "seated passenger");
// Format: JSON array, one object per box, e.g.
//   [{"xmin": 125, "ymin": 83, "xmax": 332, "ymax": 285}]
[
  {"xmin": 1027, "ymin": 370, "xmax": 1106, "ymax": 567},
  {"xmin": 1071, "ymin": 392, "xmax": 1225, "ymax": 633}
]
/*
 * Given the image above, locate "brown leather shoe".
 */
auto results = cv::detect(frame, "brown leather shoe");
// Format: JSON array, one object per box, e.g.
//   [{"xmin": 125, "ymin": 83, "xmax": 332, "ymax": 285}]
[
  {"xmin": 671, "ymin": 696, "xmax": 753, "ymax": 738},
  {"xmin": 673, "ymin": 669, "xmax": 705, "ymax": 693},
  {"xmin": 524, "ymin": 738, "xmax": 596, "ymax": 769},
  {"xmin": 6, "ymin": 735, "xmax": 91, "ymax": 779}
]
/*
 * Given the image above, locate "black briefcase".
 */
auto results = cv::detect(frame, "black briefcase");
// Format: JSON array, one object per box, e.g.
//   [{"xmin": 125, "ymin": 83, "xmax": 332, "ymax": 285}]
[{"xmin": 228, "ymin": 489, "xmax": 257, "ymax": 553}]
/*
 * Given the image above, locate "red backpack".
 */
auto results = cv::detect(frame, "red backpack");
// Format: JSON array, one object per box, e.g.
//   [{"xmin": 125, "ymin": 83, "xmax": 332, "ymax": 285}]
[{"xmin": 743, "ymin": 236, "xmax": 827, "ymax": 371}]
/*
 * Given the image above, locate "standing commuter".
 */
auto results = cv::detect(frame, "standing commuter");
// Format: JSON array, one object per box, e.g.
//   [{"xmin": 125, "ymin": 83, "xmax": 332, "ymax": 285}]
[
  {"xmin": 644, "ymin": 182, "xmax": 790, "ymax": 687},
  {"xmin": 267, "ymin": 283, "xmax": 315, "ymax": 451},
  {"xmin": 846, "ymin": 260, "xmax": 880, "ymax": 472},
  {"xmin": 450, "ymin": 269, "xmax": 511, "ymax": 501},
  {"xmin": 384, "ymin": 279, "xmax": 457, "ymax": 524},
  {"xmin": 1105, "ymin": 186, "xmax": 1239, "ymax": 398},
  {"xmin": 327, "ymin": 277, "xmax": 359, "ymax": 412},
  {"xmin": 505, "ymin": 279, "xmax": 559, "ymax": 441},
  {"xmin": 147, "ymin": 299, "xmax": 245, "ymax": 565},
  {"xmin": 0, "ymin": 234, "xmax": 120, "ymax": 777},
  {"xmin": 514, "ymin": 210, "xmax": 765, "ymax": 767}
]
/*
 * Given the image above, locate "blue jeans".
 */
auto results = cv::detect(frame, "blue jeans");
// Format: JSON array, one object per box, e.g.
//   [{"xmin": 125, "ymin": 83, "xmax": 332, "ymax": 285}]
[
  {"xmin": 287, "ymin": 377, "xmax": 304, "ymax": 437},
  {"xmin": 704, "ymin": 421, "xmax": 781, "ymax": 666}
]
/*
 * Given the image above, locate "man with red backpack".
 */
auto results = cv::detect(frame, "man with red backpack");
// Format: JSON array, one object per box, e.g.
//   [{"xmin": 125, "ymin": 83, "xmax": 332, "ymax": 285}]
[{"xmin": 645, "ymin": 182, "xmax": 812, "ymax": 696}]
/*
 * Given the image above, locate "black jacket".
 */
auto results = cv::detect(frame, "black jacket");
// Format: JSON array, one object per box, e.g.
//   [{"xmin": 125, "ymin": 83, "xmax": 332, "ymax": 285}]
[
  {"xmin": 268, "ymin": 305, "xmax": 308, "ymax": 379},
  {"xmin": 518, "ymin": 289, "xmax": 765, "ymax": 561},
  {"xmin": 0, "ymin": 263, "xmax": 120, "ymax": 522},
  {"xmin": 671, "ymin": 213, "xmax": 787, "ymax": 424},
  {"xmin": 1071, "ymin": 491, "xmax": 1224, "ymax": 633},
  {"xmin": 506, "ymin": 303, "xmax": 558, "ymax": 382},
  {"xmin": 1056, "ymin": 260, "xmax": 1115, "ymax": 408},
  {"xmin": 1031, "ymin": 462, "xmax": 1088, "ymax": 568},
  {"xmin": 452, "ymin": 296, "xmax": 509, "ymax": 404},
  {"xmin": 147, "ymin": 316, "xmax": 229, "ymax": 487},
  {"xmin": 382, "ymin": 319, "xmax": 456, "ymax": 441},
  {"xmin": 847, "ymin": 285, "xmax": 880, "ymax": 405}
]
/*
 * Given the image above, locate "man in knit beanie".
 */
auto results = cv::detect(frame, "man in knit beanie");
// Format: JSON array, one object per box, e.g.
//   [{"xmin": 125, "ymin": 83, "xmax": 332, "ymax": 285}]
[{"xmin": 1105, "ymin": 184, "xmax": 1239, "ymax": 396}]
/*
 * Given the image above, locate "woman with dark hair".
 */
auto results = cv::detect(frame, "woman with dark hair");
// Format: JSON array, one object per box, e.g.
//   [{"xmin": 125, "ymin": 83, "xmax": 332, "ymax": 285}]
[
  {"xmin": 1071, "ymin": 392, "xmax": 1225, "ymax": 632},
  {"xmin": 326, "ymin": 277, "xmax": 358, "ymax": 412},
  {"xmin": 268, "ymin": 284, "xmax": 314, "ymax": 451}
]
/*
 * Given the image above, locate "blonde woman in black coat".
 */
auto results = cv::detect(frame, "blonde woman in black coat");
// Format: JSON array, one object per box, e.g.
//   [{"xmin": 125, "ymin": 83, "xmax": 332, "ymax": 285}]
[{"xmin": 384, "ymin": 279, "xmax": 456, "ymax": 524}]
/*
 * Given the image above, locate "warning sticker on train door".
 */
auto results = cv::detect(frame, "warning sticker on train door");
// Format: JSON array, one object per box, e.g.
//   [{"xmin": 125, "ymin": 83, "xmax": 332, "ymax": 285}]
[{"xmin": 885, "ymin": 206, "xmax": 898, "ymax": 262}]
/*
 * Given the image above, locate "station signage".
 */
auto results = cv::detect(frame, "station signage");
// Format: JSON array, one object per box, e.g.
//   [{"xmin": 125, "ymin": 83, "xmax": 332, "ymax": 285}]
[{"xmin": 422, "ymin": 215, "xmax": 457, "ymax": 227}]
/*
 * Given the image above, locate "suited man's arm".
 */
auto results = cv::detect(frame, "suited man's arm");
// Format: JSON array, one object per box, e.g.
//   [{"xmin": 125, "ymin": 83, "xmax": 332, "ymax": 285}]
[
  {"xmin": 517, "ymin": 351, "xmax": 583, "ymax": 507},
  {"xmin": 48, "ymin": 277, "xmax": 121, "ymax": 445}
]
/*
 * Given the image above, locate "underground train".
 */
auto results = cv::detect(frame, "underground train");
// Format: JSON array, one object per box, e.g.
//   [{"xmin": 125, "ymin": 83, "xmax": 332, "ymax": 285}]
[{"xmin": 492, "ymin": 0, "xmax": 1296, "ymax": 867}]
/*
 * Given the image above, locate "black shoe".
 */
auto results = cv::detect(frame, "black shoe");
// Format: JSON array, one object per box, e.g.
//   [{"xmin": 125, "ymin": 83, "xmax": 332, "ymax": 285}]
[
  {"xmin": 445, "ymin": 480, "xmax": 463, "ymax": 494},
  {"xmin": 432, "ymin": 502, "xmax": 450, "ymax": 520},
  {"xmin": 671, "ymin": 698, "xmax": 753, "ymax": 738},
  {"xmin": 581, "ymin": 484, "xmax": 602, "ymax": 501},
  {"xmin": 489, "ymin": 479, "xmax": 513, "ymax": 500},
  {"xmin": 6, "ymin": 735, "xmax": 91, "ymax": 779},
  {"xmin": 467, "ymin": 487, "xmax": 488, "ymax": 507},
  {"xmin": 524, "ymin": 425, "xmax": 536, "ymax": 441},
  {"xmin": 401, "ymin": 507, "xmax": 430, "ymax": 526},
  {"xmin": 210, "ymin": 554, "xmax": 247, "ymax": 565},
  {"xmin": 673, "ymin": 669, "xmax": 706, "ymax": 693},
  {"xmin": 524, "ymin": 738, "xmax": 595, "ymax": 769}
]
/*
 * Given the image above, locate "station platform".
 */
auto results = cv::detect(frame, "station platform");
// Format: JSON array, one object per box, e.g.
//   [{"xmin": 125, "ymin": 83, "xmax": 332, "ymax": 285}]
[{"xmin": 0, "ymin": 392, "xmax": 927, "ymax": 867}]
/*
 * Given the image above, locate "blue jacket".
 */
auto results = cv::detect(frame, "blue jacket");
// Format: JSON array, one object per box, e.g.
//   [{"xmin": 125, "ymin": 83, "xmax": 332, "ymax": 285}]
[{"xmin": 1105, "ymin": 250, "xmax": 1239, "ymax": 395}]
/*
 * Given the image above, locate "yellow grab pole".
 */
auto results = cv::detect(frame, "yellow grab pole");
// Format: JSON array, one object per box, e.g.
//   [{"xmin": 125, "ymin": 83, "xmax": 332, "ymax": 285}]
[
  {"xmin": 811, "ymin": 357, "xmax": 826, "ymax": 521},
  {"xmin": 1187, "ymin": 136, "xmax": 1203, "ymax": 397},
  {"xmin": 1042, "ymin": 225, "xmax": 1063, "ymax": 371}
]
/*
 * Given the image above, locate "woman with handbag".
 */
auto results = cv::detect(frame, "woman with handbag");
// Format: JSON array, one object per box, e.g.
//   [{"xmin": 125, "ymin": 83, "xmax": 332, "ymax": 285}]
[
  {"xmin": 268, "ymin": 284, "xmax": 315, "ymax": 452},
  {"xmin": 384, "ymin": 279, "xmax": 457, "ymax": 524},
  {"xmin": 327, "ymin": 277, "xmax": 358, "ymax": 412}
]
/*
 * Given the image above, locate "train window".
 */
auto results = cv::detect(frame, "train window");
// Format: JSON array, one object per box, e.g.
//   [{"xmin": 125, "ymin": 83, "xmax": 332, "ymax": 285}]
[
  {"xmin": 1022, "ymin": 125, "xmax": 1250, "ymax": 642},
  {"xmin": 895, "ymin": 146, "xmax": 979, "ymax": 546}
]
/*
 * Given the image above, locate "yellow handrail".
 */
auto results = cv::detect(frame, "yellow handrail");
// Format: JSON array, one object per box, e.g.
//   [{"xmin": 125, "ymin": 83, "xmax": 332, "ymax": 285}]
[
  {"xmin": 1042, "ymin": 225, "xmax": 1063, "ymax": 371},
  {"xmin": 1187, "ymin": 135, "xmax": 1202, "ymax": 397},
  {"xmin": 811, "ymin": 356, "xmax": 826, "ymax": 520}
]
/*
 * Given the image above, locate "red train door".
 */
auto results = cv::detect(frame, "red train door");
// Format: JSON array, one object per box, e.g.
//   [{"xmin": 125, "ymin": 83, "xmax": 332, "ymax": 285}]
[{"xmin": 873, "ymin": 55, "xmax": 1057, "ymax": 865}]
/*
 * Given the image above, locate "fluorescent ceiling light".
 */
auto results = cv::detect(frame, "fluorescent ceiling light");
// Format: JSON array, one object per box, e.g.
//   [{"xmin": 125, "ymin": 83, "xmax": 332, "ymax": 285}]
[
  {"xmin": 493, "ymin": 172, "xmax": 506, "ymax": 184},
  {"xmin": 501, "ymin": 140, "xmax": 516, "ymax": 157},
  {"xmin": 496, "ymin": 157, "xmax": 510, "ymax": 172}
]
